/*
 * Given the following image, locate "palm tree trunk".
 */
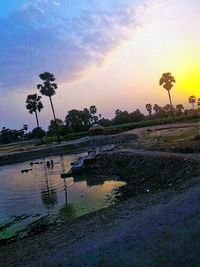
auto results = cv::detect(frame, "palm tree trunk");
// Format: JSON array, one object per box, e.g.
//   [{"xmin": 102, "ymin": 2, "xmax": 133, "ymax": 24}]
[
  {"xmin": 168, "ymin": 90, "xmax": 175, "ymax": 122},
  {"xmin": 35, "ymin": 111, "xmax": 40, "ymax": 128},
  {"xmin": 192, "ymin": 102, "xmax": 195, "ymax": 110},
  {"xmin": 49, "ymin": 96, "xmax": 56, "ymax": 121},
  {"xmin": 49, "ymin": 96, "xmax": 60, "ymax": 143},
  {"xmin": 35, "ymin": 111, "xmax": 43, "ymax": 143}
]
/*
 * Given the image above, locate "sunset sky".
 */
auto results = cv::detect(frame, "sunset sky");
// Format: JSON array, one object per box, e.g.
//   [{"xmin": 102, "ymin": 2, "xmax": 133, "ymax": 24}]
[{"xmin": 0, "ymin": 0, "xmax": 200, "ymax": 129}]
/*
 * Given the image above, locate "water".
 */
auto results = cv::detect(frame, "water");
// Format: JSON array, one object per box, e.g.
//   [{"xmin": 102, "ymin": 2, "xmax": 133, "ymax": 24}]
[{"xmin": 0, "ymin": 154, "xmax": 126, "ymax": 240}]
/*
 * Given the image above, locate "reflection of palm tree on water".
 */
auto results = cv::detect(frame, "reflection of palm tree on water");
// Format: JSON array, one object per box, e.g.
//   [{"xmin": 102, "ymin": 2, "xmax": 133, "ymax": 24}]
[
  {"xmin": 63, "ymin": 177, "xmax": 68, "ymax": 204},
  {"xmin": 60, "ymin": 177, "xmax": 76, "ymax": 220},
  {"xmin": 60, "ymin": 155, "xmax": 68, "ymax": 204},
  {"xmin": 59, "ymin": 156, "xmax": 77, "ymax": 220},
  {"xmin": 41, "ymin": 165, "xmax": 58, "ymax": 208}
]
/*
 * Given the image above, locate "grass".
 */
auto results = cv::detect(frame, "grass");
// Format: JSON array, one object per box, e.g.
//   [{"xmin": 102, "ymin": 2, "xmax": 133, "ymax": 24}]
[
  {"xmin": 45, "ymin": 131, "xmax": 88, "ymax": 143},
  {"xmin": 107, "ymin": 116, "xmax": 200, "ymax": 132},
  {"xmin": 107, "ymin": 117, "xmax": 173, "ymax": 131},
  {"xmin": 137, "ymin": 126, "xmax": 200, "ymax": 153}
]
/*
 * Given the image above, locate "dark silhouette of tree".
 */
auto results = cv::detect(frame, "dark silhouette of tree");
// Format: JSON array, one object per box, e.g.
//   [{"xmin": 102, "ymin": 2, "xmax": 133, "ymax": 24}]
[
  {"xmin": 89, "ymin": 105, "xmax": 99, "ymax": 124},
  {"xmin": 188, "ymin": 96, "xmax": 196, "ymax": 110},
  {"xmin": 98, "ymin": 117, "xmax": 112, "ymax": 127},
  {"xmin": 113, "ymin": 109, "xmax": 145, "ymax": 124},
  {"xmin": 129, "ymin": 109, "xmax": 145, "ymax": 121},
  {"xmin": 26, "ymin": 94, "xmax": 43, "ymax": 129},
  {"xmin": 175, "ymin": 104, "xmax": 184, "ymax": 116},
  {"xmin": 65, "ymin": 109, "xmax": 91, "ymax": 132},
  {"xmin": 153, "ymin": 104, "xmax": 166, "ymax": 118},
  {"xmin": 114, "ymin": 109, "xmax": 130, "ymax": 124},
  {"xmin": 31, "ymin": 127, "xmax": 46, "ymax": 139},
  {"xmin": 64, "ymin": 106, "xmax": 100, "ymax": 132},
  {"xmin": 89, "ymin": 105, "xmax": 97, "ymax": 115},
  {"xmin": 145, "ymin": 104, "xmax": 152, "ymax": 116},
  {"xmin": 48, "ymin": 119, "xmax": 65, "ymax": 136},
  {"xmin": 37, "ymin": 72, "xmax": 60, "ymax": 142},
  {"xmin": 153, "ymin": 104, "xmax": 161, "ymax": 114},
  {"xmin": 163, "ymin": 104, "xmax": 173, "ymax": 117},
  {"xmin": 159, "ymin": 72, "xmax": 175, "ymax": 121},
  {"xmin": 0, "ymin": 127, "xmax": 24, "ymax": 144},
  {"xmin": 197, "ymin": 98, "xmax": 200, "ymax": 108},
  {"xmin": 23, "ymin": 124, "xmax": 28, "ymax": 135}
]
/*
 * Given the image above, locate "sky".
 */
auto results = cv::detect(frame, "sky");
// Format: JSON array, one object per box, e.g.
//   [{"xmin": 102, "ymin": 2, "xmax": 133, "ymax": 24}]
[{"xmin": 0, "ymin": 0, "xmax": 200, "ymax": 129}]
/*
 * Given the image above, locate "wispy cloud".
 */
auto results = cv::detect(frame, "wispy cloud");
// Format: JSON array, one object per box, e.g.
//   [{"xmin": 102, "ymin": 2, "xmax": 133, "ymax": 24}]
[{"xmin": 0, "ymin": 0, "xmax": 145, "ymax": 93}]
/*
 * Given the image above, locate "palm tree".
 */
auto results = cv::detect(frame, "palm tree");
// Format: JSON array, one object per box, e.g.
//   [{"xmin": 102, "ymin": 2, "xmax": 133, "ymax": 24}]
[
  {"xmin": 37, "ymin": 72, "xmax": 60, "ymax": 142},
  {"xmin": 26, "ymin": 94, "xmax": 43, "ymax": 128},
  {"xmin": 153, "ymin": 104, "xmax": 161, "ymax": 115},
  {"xmin": 159, "ymin": 72, "xmax": 175, "ymax": 121},
  {"xmin": 188, "ymin": 96, "xmax": 196, "ymax": 110},
  {"xmin": 145, "ymin": 104, "xmax": 152, "ymax": 117}
]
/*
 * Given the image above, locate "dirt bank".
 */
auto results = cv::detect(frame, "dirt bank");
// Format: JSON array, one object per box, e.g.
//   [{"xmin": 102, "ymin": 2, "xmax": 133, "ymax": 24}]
[
  {"xmin": 0, "ymin": 134, "xmax": 138, "ymax": 166},
  {"xmin": 88, "ymin": 149, "xmax": 200, "ymax": 197}
]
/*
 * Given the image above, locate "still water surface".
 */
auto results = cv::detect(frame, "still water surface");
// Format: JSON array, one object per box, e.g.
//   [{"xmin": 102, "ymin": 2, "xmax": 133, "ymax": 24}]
[{"xmin": 0, "ymin": 154, "xmax": 126, "ymax": 239}]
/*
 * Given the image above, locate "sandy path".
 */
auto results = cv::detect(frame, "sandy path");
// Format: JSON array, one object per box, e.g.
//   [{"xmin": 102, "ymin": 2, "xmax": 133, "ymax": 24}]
[{"xmin": 1, "ymin": 174, "xmax": 200, "ymax": 267}]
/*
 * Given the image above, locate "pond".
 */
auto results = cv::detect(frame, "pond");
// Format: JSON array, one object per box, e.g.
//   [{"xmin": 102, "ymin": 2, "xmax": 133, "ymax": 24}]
[{"xmin": 0, "ymin": 154, "xmax": 126, "ymax": 241}]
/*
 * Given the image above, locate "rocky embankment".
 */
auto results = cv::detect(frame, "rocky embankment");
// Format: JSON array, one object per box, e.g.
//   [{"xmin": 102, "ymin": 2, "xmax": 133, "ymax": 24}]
[{"xmin": 88, "ymin": 150, "xmax": 200, "ymax": 197}]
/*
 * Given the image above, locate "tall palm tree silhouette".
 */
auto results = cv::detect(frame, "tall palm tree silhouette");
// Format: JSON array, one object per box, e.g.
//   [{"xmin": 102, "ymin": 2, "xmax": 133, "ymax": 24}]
[
  {"xmin": 37, "ymin": 72, "xmax": 60, "ymax": 142},
  {"xmin": 159, "ymin": 72, "xmax": 175, "ymax": 121},
  {"xmin": 188, "ymin": 96, "xmax": 196, "ymax": 110},
  {"xmin": 26, "ymin": 94, "xmax": 43, "ymax": 128}
]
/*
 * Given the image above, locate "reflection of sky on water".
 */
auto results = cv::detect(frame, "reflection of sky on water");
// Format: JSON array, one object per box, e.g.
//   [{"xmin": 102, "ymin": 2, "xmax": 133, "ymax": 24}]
[{"xmin": 0, "ymin": 154, "xmax": 126, "ymax": 239}]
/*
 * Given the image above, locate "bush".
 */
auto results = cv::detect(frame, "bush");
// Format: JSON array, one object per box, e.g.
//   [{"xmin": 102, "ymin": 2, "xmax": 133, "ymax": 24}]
[{"xmin": 31, "ymin": 127, "xmax": 46, "ymax": 139}]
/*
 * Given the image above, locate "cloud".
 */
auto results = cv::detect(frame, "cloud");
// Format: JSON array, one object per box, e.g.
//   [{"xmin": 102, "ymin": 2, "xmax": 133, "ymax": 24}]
[{"xmin": 0, "ymin": 0, "xmax": 144, "ymax": 93}]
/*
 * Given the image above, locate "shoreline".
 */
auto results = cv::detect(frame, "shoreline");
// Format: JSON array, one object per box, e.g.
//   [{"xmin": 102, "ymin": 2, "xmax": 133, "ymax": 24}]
[{"xmin": 1, "ymin": 172, "xmax": 200, "ymax": 267}]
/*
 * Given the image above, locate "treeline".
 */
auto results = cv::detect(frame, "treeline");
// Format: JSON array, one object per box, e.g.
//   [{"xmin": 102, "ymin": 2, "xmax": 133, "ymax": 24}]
[{"xmin": 1, "ymin": 102, "xmax": 199, "ymax": 144}]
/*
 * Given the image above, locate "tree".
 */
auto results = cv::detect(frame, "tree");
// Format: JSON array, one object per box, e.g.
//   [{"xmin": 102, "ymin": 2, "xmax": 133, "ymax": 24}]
[
  {"xmin": 23, "ymin": 124, "xmax": 28, "ymax": 133},
  {"xmin": 175, "ymin": 104, "xmax": 184, "ymax": 116},
  {"xmin": 153, "ymin": 104, "xmax": 166, "ymax": 118},
  {"xmin": 0, "ymin": 127, "xmax": 24, "ymax": 144},
  {"xmin": 26, "ymin": 94, "xmax": 43, "ymax": 129},
  {"xmin": 89, "ymin": 105, "xmax": 99, "ymax": 124},
  {"xmin": 163, "ymin": 104, "xmax": 173, "ymax": 117},
  {"xmin": 65, "ymin": 109, "xmax": 90, "ymax": 132},
  {"xmin": 159, "ymin": 72, "xmax": 175, "ymax": 121},
  {"xmin": 98, "ymin": 118, "xmax": 112, "ymax": 127},
  {"xmin": 129, "ymin": 109, "xmax": 145, "ymax": 121},
  {"xmin": 145, "ymin": 104, "xmax": 152, "ymax": 117},
  {"xmin": 37, "ymin": 72, "xmax": 60, "ymax": 142},
  {"xmin": 65, "ymin": 106, "xmax": 101, "ymax": 132},
  {"xmin": 188, "ymin": 96, "xmax": 196, "ymax": 110},
  {"xmin": 48, "ymin": 119, "xmax": 67, "ymax": 136},
  {"xmin": 114, "ymin": 109, "xmax": 130, "ymax": 124},
  {"xmin": 31, "ymin": 127, "xmax": 46, "ymax": 139}
]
